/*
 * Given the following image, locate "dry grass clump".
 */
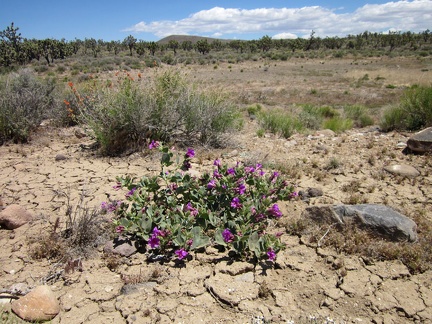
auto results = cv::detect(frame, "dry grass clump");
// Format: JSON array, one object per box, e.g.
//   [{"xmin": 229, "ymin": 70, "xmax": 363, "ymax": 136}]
[
  {"xmin": 28, "ymin": 190, "xmax": 111, "ymax": 261},
  {"xmin": 286, "ymin": 207, "xmax": 432, "ymax": 274}
]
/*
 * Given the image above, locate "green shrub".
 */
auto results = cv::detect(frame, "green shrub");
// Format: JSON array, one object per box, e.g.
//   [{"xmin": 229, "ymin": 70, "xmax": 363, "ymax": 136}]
[
  {"xmin": 344, "ymin": 105, "xmax": 374, "ymax": 127},
  {"xmin": 247, "ymin": 104, "xmax": 262, "ymax": 116},
  {"xmin": 72, "ymin": 70, "xmax": 242, "ymax": 155},
  {"xmin": 258, "ymin": 109, "xmax": 302, "ymax": 138},
  {"xmin": 380, "ymin": 106, "xmax": 407, "ymax": 131},
  {"xmin": 0, "ymin": 69, "xmax": 60, "ymax": 144},
  {"xmin": 323, "ymin": 117, "xmax": 353, "ymax": 132},
  {"xmin": 107, "ymin": 143, "xmax": 295, "ymax": 262},
  {"xmin": 380, "ymin": 85, "xmax": 432, "ymax": 131}
]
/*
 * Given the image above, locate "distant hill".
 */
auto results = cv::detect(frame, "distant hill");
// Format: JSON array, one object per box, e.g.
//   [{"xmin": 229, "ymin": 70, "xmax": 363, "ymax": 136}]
[{"xmin": 157, "ymin": 35, "xmax": 236, "ymax": 45}]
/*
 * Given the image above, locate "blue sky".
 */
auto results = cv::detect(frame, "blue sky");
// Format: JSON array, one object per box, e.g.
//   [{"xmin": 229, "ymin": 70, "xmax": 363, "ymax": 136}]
[{"xmin": 1, "ymin": 1, "xmax": 431, "ymax": 41}]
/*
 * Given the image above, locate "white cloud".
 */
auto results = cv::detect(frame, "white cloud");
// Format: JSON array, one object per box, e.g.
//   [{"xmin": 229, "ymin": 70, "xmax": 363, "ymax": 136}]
[
  {"xmin": 123, "ymin": 1, "xmax": 432, "ymax": 39},
  {"xmin": 272, "ymin": 32, "xmax": 298, "ymax": 40}
]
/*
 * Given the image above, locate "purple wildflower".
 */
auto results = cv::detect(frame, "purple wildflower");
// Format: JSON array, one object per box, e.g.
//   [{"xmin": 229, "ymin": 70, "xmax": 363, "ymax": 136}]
[
  {"xmin": 213, "ymin": 159, "xmax": 222, "ymax": 168},
  {"xmin": 222, "ymin": 228, "xmax": 234, "ymax": 243},
  {"xmin": 255, "ymin": 163, "xmax": 263, "ymax": 170},
  {"xmin": 149, "ymin": 140, "xmax": 160, "ymax": 149},
  {"xmin": 289, "ymin": 191, "xmax": 298, "ymax": 199},
  {"xmin": 108, "ymin": 201, "xmax": 121, "ymax": 212},
  {"xmin": 169, "ymin": 183, "xmax": 178, "ymax": 192},
  {"xmin": 185, "ymin": 148, "xmax": 195, "ymax": 158},
  {"xmin": 235, "ymin": 183, "xmax": 246, "ymax": 195},
  {"xmin": 213, "ymin": 169, "xmax": 222, "ymax": 179},
  {"xmin": 230, "ymin": 197, "xmax": 242, "ymax": 209},
  {"xmin": 148, "ymin": 234, "xmax": 160, "ymax": 249},
  {"xmin": 152, "ymin": 227, "xmax": 163, "ymax": 237},
  {"xmin": 227, "ymin": 168, "xmax": 235, "ymax": 176},
  {"xmin": 255, "ymin": 213, "xmax": 266, "ymax": 222},
  {"xmin": 181, "ymin": 160, "xmax": 191, "ymax": 171},
  {"xmin": 100, "ymin": 201, "xmax": 108, "ymax": 210},
  {"xmin": 125, "ymin": 187, "xmax": 136, "ymax": 198},
  {"xmin": 270, "ymin": 171, "xmax": 279, "ymax": 183},
  {"xmin": 245, "ymin": 166, "xmax": 255, "ymax": 173},
  {"xmin": 112, "ymin": 182, "xmax": 121, "ymax": 190},
  {"xmin": 115, "ymin": 225, "xmax": 125, "ymax": 233},
  {"xmin": 207, "ymin": 179, "xmax": 217, "ymax": 189},
  {"xmin": 268, "ymin": 204, "xmax": 283, "ymax": 218},
  {"xmin": 267, "ymin": 248, "xmax": 276, "ymax": 261},
  {"xmin": 175, "ymin": 248, "xmax": 189, "ymax": 260},
  {"xmin": 185, "ymin": 202, "xmax": 198, "ymax": 216},
  {"xmin": 186, "ymin": 239, "xmax": 193, "ymax": 246}
]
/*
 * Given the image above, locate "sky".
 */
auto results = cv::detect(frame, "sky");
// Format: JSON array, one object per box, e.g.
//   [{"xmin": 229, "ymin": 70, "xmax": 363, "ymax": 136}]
[{"xmin": 1, "ymin": 1, "xmax": 431, "ymax": 42}]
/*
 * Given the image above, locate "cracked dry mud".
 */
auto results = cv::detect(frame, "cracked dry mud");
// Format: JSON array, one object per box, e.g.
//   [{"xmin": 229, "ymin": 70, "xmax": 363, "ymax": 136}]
[{"xmin": 1, "ymin": 121, "xmax": 431, "ymax": 324}]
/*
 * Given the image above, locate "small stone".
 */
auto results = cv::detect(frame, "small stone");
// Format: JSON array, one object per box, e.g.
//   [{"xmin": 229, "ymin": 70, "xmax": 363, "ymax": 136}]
[
  {"xmin": 55, "ymin": 154, "xmax": 67, "ymax": 161},
  {"xmin": 103, "ymin": 236, "xmax": 137, "ymax": 257},
  {"xmin": 0, "ymin": 204, "xmax": 34, "ymax": 229},
  {"xmin": 11, "ymin": 285, "xmax": 60, "ymax": 322},
  {"xmin": 74, "ymin": 129, "xmax": 87, "ymax": 139},
  {"xmin": 383, "ymin": 164, "xmax": 420, "ymax": 178}
]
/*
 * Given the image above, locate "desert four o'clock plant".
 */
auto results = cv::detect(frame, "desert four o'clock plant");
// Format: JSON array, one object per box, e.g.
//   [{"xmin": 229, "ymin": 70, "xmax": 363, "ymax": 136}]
[{"xmin": 104, "ymin": 141, "xmax": 296, "ymax": 262}]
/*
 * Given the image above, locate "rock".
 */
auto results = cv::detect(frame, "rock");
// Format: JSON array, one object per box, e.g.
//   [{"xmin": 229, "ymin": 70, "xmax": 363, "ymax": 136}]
[
  {"xmin": 383, "ymin": 164, "xmax": 420, "ymax": 178},
  {"xmin": 299, "ymin": 187, "xmax": 324, "ymax": 200},
  {"xmin": 74, "ymin": 128, "xmax": 87, "ymax": 139},
  {"xmin": 55, "ymin": 154, "xmax": 67, "ymax": 161},
  {"xmin": 103, "ymin": 236, "xmax": 137, "ymax": 257},
  {"xmin": 11, "ymin": 285, "xmax": 60, "ymax": 322},
  {"xmin": 406, "ymin": 127, "xmax": 432, "ymax": 153},
  {"xmin": 0, "ymin": 204, "xmax": 34, "ymax": 229},
  {"xmin": 304, "ymin": 204, "xmax": 418, "ymax": 242}
]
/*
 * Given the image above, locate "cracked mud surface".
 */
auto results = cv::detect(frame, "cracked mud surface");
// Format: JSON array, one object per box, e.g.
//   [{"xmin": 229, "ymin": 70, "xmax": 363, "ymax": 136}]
[{"xmin": 1, "ymin": 57, "xmax": 432, "ymax": 323}]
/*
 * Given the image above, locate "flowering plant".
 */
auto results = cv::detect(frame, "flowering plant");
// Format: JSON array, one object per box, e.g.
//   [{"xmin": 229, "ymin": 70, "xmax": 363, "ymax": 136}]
[{"xmin": 106, "ymin": 141, "xmax": 295, "ymax": 262}]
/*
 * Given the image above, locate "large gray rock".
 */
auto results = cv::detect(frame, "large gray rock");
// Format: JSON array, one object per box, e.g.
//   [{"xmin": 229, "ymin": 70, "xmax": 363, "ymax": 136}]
[
  {"xmin": 304, "ymin": 204, "xmax": 417, "ymax": 242},
  {"xmin": 406, "ymin": 127, "xmax": 432, "ymax": 153}
]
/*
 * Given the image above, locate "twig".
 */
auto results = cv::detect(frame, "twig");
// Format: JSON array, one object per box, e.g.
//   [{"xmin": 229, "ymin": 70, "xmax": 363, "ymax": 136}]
[{"xmin": 317, "ymin": 223, "xmax": 337, "ymax": 248}]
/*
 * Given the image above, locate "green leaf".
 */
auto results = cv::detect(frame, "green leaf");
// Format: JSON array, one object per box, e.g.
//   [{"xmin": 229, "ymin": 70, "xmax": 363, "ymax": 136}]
[
  {"xmin": 209, "ymin": 213, "xmax": 220, "ymax": 227},
  {"xmin": 173, "ymin": 231, "xmax": 186, "ymax": 247},
  {"xmin": 214, "ymin": 228, "xmax": 227, "ymax": 246},
  {"xmin": 248, "ymin": 231, "xmax": 261, "ymax": 257},
  {"xmin": 140, "ymin": 214, "xmax": 153, "ymax": 234},
  {"xmin": 191, "ymin": 226, "xmax": 210, "ymax": 250}
]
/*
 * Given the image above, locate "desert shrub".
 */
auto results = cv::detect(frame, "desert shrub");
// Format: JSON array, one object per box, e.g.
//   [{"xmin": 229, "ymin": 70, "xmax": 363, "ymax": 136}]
[
  {"xmin": 380, "ymin": 106, "xmax": 407, "ymax": 131},
  {"xmin": 56, "ymin": 65, "xmax": 66, "ymax": 73},
  {"xmin": 107, "ymin": 143, "xmax": 295, "ymax": 262},
  {"xmin": 380, "ymin": 85, "xmax": 432, "ymax": 131},
  {"xmin": 71, "ymin": 70, "xmax": 242, "ymax": 155},
  {"xmin": 298, "ymin": 105, "xmax": 341, "ymax": 130},
  {"xmin": 34, "ymin": 64, "xmax": 49, "ymax": 73},
  {"xmin": 344, "ymin": 105, "xmax": 374, "ymax": 127},
  {"xmin": 258, "ymin": 109, "xmax": 302, "ymax": 138},
  {"xmin": 247, "ymin": 104, "xmax": 262, "ymax": 116},
  {"xmin": 0, "ymin": 69, "xmax": 60, "ymax": 144},
  {"xmin": 323, "ymin": 116, "xmax": 353, "ymax": 132}
]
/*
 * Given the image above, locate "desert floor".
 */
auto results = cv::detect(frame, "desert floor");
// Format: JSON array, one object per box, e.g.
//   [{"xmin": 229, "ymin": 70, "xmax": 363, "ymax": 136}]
[{"xmin": 1, "ymin": 56, "xmax": 432, "ymax": 323}]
